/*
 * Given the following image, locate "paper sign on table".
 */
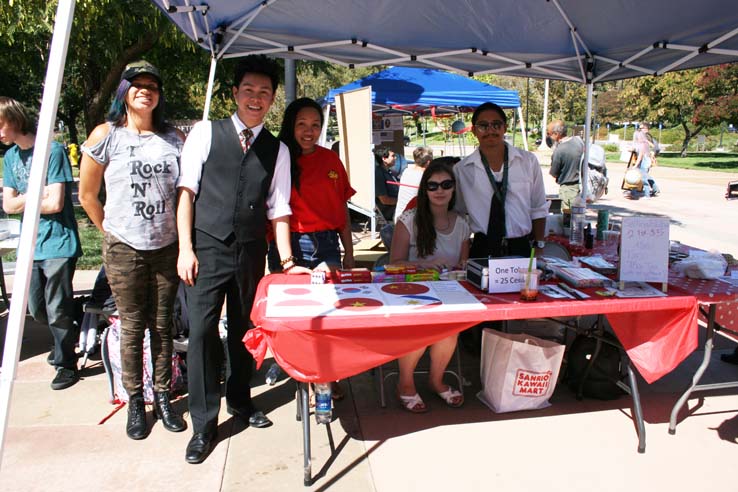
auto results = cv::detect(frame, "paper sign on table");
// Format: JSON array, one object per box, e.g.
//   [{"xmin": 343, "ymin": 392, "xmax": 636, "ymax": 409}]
[{"xmin": 618, "ymin": 216, "xmax": 669, "ymax": 285}]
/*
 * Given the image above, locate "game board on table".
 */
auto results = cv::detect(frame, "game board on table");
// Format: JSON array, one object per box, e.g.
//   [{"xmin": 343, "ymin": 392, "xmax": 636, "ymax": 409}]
[{"xmin": 265, "ymin": 280, "xmax": 485, "ymax": 318}]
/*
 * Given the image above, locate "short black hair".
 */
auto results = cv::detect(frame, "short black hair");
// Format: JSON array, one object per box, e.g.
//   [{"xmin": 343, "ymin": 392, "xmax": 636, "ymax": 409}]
[
  {"xmin": 233, "ymin": 55, "xmax": 281, "ymax": 92},
  {"xmin": 472, "ymin": 102, "xmax": 507, "ymax": 125}
]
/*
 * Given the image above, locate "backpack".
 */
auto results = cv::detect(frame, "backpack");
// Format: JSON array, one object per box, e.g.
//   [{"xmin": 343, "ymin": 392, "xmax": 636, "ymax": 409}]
[
  {"xmin": 566, "ymin": 332, "xmax": 625, "ymax": 400},
  {"xmin": 100, "ymin": 316, "xmax": 186, "ymax": 404}
]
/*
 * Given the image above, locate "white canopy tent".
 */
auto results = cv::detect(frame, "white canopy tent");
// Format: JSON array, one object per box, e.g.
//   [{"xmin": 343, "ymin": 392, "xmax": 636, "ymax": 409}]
[{"xmin": 3, "ymin": 0, "xmax": 738, "ymax": 464}]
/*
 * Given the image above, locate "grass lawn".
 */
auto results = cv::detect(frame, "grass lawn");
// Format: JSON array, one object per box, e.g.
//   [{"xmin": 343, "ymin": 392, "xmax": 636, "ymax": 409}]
[
  {"xmin": 1, "ymin": 207, "xmax": 103, "ymax": 270},
  {"xmin": 605, "ymin": 151, "xmax": 738, "ymax": 172}
]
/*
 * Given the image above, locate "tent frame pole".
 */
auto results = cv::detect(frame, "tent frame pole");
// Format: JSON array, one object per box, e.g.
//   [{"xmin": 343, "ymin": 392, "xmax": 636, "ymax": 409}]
[
  {"xmin": 581, "ymin": 82, "xmax": 594, "ymax": 203},
  {"xmin": 0, "ymin": 0, "xmax": 76, "ymax": 468},
  {"xmin": 202, "ymin": 56, "xmax": 218, "ymax": 121}
]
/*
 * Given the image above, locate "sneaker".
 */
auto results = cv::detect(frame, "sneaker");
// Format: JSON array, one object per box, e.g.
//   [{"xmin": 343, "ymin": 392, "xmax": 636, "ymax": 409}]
[
  {"xmin": 46, "ymin": 348, "xmax": 55, "ymax": 366},
  {"xmin": 51, "ymin": 367, "xmax": 79, "ymax": 390}
]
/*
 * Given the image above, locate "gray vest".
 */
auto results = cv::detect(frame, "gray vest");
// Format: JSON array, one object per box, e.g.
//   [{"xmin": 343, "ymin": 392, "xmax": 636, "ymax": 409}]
[{"xmin": 194, "ymin": 119, "xmax": 279, "ymax": 242}]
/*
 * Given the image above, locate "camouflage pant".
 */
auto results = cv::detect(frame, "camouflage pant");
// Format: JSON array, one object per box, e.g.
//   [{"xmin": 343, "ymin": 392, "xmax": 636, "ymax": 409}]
[{"xmin": 103, "ymin": 233, "xmax": 179, "ymax": 395}]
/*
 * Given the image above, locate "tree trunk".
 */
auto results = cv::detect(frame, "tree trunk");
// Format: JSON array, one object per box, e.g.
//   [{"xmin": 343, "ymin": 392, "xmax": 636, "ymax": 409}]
[
  {"xmin": 679, "ymin": 122, "xmax": 704, "ymax": 157},
  {"xmin": 58, "ymin": 111, "xmax": 79, "ymax": 145}
]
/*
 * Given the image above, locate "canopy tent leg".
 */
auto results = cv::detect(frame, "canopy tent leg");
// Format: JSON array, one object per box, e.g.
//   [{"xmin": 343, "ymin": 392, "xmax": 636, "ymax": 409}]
[
  {"xmin": 319, "ymin": 104, "xmax": 330, "ymax": 147},
  {"xmin": 538, "ymin": 79, "xmax": 550, "ymax": 151},
  {"xmin": 202, "ymin": 56, "xmax": 218, "ymax": 121},
  {"xmin": 517, "ymin": 106, "xmax": 528, "ymax": 151},
  {"xmin": 0, "ymin": 0, "xmax": 76, "ymax": 468},
  {"xmin": 581, "ymin": 82, "xmax": 594, "ymax": 201}
]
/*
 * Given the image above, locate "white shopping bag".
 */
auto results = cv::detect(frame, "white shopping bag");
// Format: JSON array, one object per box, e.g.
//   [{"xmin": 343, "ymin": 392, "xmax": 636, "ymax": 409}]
[{"xmin": 477, "ymin": 329, "xmax": 565, "ymax": 413}]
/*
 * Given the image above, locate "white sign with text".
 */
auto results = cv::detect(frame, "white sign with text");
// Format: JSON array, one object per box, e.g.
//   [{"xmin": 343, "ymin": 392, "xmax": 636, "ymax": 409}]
[
  {"xmin": 487, "ymin": 257, "xmax": 533, "ymax": 293},
  {"xmin": 618, "ymin": 216, "xmax": 670, "ymax": 283}
]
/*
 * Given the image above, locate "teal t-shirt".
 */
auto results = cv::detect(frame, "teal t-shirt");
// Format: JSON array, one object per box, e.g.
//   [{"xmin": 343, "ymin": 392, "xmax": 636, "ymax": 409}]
[{"xmin": 2, "ymin": 141, "xmax": 82, "ymax": 260}]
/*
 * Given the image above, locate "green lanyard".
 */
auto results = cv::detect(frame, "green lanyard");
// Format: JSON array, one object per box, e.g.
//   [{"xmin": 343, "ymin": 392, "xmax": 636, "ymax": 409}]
[{"xmin": 480, "ymin": 146, "xmax": 509, "ymax": 236}]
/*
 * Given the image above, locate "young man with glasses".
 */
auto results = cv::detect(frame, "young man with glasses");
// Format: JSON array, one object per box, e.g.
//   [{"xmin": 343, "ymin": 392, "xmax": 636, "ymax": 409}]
[{"xmin": 454, "ymin": 102, "xmax": 548, "ymax": 259}]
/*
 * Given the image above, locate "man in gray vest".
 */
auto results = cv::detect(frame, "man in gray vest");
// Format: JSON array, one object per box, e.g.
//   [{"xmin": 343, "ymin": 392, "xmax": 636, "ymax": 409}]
[{"xmin": 177, "ymin": 55, "xmax": 307, "ymax": 464}]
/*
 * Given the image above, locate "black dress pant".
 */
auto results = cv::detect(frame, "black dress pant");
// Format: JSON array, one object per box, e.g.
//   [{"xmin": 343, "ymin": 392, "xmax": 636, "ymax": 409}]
[{"xmin": 185, "ymin": 230, "xmax": 266, "ymax": 433}]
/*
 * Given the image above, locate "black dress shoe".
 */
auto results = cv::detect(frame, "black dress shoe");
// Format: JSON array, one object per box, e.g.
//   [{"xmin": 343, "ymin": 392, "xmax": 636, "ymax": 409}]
[
  {"xmin": 248, "ymin": 410, "xmax": 273, "ymax": 429},
  {"xmin": 185, "ymin": 431, "xmax": 216, "ymax": 464},
  {"xmin": 227, "ymin": 406, "xmax": 273, "ymax": 428}
]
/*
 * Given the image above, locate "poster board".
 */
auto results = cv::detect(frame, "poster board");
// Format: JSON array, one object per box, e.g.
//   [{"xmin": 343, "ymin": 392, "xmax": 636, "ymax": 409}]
[
  {"xmin": 618, "ymin": 216, "xmax": 670, "ymax": 286},
  {"xmin": 265, "ymin": 281, "xmax": 485, "ymax": 318},
  {"xmin": 335, "ymin": 86, "xmax": 374, "ymax": 215}
]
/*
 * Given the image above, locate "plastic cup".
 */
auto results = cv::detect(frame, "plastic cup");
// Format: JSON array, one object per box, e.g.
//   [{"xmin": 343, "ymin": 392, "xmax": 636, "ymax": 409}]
[
  {"xmin": 603, "ymin": 230, "xmax": 620, "ymax": 247},
  {"xmin": 520, "ymin": 269, "xmax": 541, "ymax": 301}
]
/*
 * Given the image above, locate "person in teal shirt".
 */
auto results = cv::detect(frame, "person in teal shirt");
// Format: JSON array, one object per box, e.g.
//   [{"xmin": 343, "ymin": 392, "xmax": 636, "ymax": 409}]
[{"xmin": 0, "ymin": 96, "xmax": 82, "ymax": 390}]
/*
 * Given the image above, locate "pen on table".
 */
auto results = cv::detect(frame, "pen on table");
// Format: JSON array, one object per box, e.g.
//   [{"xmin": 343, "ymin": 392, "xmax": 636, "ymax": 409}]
[{"xmin": 558, "ymin": 282, "xmax": 588, "ymax": 299}]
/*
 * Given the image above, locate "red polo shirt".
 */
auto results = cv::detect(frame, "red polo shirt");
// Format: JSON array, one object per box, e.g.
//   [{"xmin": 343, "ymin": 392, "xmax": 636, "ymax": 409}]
[{"xmin": 290, "ymin": 146, "xmax": 355, "ymax": 233}]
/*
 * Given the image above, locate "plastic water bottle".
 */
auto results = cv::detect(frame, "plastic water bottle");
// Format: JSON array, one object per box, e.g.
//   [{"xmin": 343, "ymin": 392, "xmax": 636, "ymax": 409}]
[
  {"xmin": 265, "ymin": 363, "xmax": 281, "ymax": 385},
  {"xmin": 314, "ymin": 382, "xmax": 332, "ymax": 424},
  {"xmin": 569, "ymin": 195, "xmax": 586, "ymax": 246}
]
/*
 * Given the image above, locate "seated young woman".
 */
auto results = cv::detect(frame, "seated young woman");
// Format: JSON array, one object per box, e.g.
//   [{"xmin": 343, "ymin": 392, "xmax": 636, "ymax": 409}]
[{"xmin": 389, "ymin": 159, "xmax": 471, "ymax": 413}]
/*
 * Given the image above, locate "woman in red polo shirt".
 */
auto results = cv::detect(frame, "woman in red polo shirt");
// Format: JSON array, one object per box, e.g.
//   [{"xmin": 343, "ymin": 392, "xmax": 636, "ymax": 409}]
[
  {"xmin": 268, "ymin": 97, "xmax": 355, "ymax": 273},
  {"xmin": 269, "ymin": 97, "xmax": 356, "ymax": 399}
]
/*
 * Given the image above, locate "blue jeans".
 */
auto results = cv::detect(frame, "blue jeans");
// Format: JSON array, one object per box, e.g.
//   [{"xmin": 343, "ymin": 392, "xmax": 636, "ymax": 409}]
[
  {"xmin": 28, "ymin": 257, "xmax": 78, "ymax": 369},
  {"xmin": 638, "ymin": 155, "xmax": 660, "ymax": 196},
  {"xmin": 268, "ymin": 230, "xmax": 342, "ymax": 272}
]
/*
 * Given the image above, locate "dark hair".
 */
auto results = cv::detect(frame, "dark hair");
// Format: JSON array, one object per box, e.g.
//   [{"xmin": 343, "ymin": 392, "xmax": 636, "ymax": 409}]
[
  {"xmin": 472, "ymin": 102, "xmax": 507, "ymax": 126},
  {"xmin": 415, "ymin": 159, "xmax": 456, "ymax": 258},
  {"xmin": 106, "ymin": 77, "xmax": 169, "ymax": 133},
  {"xmin": 0, "ymin": 96, "xmax": 35, "ymax": 135},
  {"xmin": 233, "ymin": 55, "xmax": 281, "ymax": 92},
  {"xmin": 433, "ymin": 156, "xmax": 461, "ymax": 167},
  {"xmin": 278, "ymin": 97, "xmax": 324, "ymax": 190}
]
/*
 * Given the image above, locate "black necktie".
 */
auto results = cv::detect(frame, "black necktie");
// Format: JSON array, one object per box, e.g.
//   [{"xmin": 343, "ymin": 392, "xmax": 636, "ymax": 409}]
[{"xmin": 487, "ymin": 179, "xmax": 505, "ymax": 257}]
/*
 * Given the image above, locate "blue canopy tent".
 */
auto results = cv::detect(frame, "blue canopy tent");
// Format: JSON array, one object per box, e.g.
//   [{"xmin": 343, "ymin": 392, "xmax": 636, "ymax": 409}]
[
  {"xmin": 323, "ymin": 66, "xmax": 524, "ymax": 159},
  {"xmin": 324, "ymin": 66, "xmax": 520, "ymax": 115}
]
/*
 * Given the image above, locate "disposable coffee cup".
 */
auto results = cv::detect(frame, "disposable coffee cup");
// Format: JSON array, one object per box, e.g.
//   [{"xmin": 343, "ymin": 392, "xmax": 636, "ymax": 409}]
[{"xmin": 520, "ymin": 269, "xmax": 541, "ymax": 301}]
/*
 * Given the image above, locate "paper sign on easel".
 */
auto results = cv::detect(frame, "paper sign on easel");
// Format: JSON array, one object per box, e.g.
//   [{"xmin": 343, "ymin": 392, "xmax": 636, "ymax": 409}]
[{"xmin": 618, "ymin": 216, "xmax": 670, "ymax": 291}]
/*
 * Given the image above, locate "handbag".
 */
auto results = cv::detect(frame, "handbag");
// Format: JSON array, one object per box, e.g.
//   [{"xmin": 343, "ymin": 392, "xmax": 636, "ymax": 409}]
[{"xmin": 477, "ymin": 329, "xmax": 565, "ymax": 413}]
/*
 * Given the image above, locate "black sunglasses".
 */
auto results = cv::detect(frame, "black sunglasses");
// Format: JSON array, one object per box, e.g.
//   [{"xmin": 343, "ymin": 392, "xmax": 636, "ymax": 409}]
[{"xmin": 426, "ymin": 179, "xmax": 455, "ymax": 191}]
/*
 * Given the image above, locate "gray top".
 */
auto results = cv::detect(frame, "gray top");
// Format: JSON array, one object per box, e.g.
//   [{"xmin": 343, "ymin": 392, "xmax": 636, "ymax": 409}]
[
  {"xmin": 549, "ymin": 136, "xmax": 584, "ymax": 185},
  {"xmin": 82, "ymin": 123, "xmax": 182, "ymax": 250}
]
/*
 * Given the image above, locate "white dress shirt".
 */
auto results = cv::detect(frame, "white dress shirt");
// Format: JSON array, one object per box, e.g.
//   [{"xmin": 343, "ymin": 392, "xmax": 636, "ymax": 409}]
[
  {"xmin": 178, "ymin": 113, "xmax": 292, "ymax": 220},
  {"xmin": 454, "ymin": 143, "xmax": 549, "ymax": 238}
]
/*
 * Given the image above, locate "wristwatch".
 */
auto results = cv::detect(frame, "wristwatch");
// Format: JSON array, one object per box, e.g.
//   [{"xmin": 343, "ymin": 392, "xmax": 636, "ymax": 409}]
[{"xmin": 535, "ymin": 240, "xmax": 546, "ymax": 249}]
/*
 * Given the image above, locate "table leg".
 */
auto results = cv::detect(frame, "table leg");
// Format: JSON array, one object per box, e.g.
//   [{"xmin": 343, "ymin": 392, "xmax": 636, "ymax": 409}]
[
  {"xmin": 299, "ymin": 382, "xmax": 312, "ymax": 486},
  {"xmin": 625, "ymin": 362, "xmax": 646, "ymax": 453},
  {"xmin": 669, "ymin": 303, "xmax": 716, "ymax": 435},
  {"xmin": 0, "ymin": 259, "xmax": 10, "ymax": 309}
]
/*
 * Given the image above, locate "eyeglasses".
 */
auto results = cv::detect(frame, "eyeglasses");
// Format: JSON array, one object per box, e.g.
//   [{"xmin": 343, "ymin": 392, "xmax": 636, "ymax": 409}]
[
  {"xmin": 475, "ymin": 120, "xmax": 505, "ymax": 133},
  {"xmin": 131, "ymin": 82, "xmax": 160, "ymax": 92},
  {"xmin": 426, "ymin": 179, "xmax": 455, "ymax": 191}
]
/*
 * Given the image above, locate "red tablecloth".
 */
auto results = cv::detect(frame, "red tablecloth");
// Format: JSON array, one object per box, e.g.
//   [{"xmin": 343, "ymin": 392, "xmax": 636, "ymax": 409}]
[{"xmin": 246, "ymin": 274, "xmax": 699, "ymax": 384}]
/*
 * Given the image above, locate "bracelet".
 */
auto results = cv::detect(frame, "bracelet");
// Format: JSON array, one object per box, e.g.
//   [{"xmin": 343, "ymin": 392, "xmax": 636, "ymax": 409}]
[
  {"xmin": 280, "ymin": 255, "xmax": 297, "ymax": 266},
  {"xmin": 282, "ymin": 262, "xmax": 296, "ymax": 272}
]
